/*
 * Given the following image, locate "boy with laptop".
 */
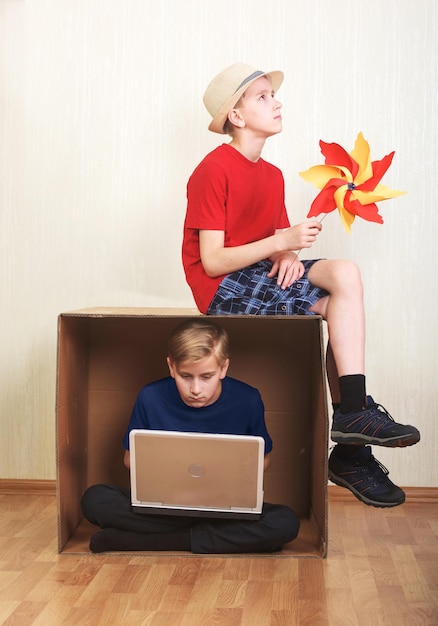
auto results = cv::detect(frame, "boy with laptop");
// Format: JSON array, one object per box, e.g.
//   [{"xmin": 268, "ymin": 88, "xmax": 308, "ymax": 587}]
[{"xmin": 81, "ymin": 319, "xmax": 300, "ymax": 554}]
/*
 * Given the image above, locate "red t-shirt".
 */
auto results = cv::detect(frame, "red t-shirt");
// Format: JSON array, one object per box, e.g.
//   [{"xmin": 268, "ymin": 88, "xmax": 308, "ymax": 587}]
[{"xmin": 183, "ymin": 144, "xmax": 290, "ymax": 313}]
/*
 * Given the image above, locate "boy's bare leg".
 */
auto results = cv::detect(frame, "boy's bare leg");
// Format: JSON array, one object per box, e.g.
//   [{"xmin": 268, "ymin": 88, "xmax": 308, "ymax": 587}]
[
  {"xmin": 307, "ymin": 259, "xmax": 365, "ymax": 377},
  {"xmin": 307, "ymin": 258, "xmax": 420, "ymax": 449}
]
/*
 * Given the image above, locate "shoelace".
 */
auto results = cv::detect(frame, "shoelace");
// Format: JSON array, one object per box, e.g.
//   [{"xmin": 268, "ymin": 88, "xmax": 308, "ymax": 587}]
[
  {"xmin": 366, "ymin": 454, "xmax": 390, "ymax": 478},
  {"xmin": 366, "ymin": 399, "xmax": 395, "ymax": 423}
]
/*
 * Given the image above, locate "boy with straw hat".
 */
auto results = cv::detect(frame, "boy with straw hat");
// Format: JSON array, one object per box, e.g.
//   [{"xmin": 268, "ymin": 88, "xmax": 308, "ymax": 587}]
[{"xmin": 182, "ymin": 62, "xmax": 420, "ymax": 508}]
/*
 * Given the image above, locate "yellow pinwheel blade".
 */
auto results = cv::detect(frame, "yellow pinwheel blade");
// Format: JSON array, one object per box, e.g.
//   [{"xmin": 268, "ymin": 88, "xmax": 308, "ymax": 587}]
[
  {"xmin": 350, "ymin": 132, "xmax": 373, "ymax": 184},
  {"xmin": 339, "ymin": 206, "xmax": 355, "ymax": 233},
  {"xmin": 353, "ymin": 184, "xmax": 406, "ymax": 205},
  {"xmin": 299, "ymin": 165, "xmax": 342, "ymax": 189},
  {"xmin": 334, "ymin": 186, "xmax": 355, "ymax": 233}
]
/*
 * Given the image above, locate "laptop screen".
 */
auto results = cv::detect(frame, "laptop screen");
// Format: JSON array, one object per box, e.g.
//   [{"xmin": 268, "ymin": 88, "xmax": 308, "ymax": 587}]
[{"xmin": 129, "ymin": 429, "xmax": 265, "ymax": 519}]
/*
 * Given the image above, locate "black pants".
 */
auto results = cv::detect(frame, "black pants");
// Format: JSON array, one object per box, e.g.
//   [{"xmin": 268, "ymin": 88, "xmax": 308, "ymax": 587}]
[{"xmin": 81, "ymin": 484, "xmax": 300, "ymax": 554}]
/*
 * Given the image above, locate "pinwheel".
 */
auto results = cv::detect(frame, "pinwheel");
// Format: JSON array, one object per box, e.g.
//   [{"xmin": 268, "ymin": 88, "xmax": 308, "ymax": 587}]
[{"xmin": 299, "ymin": 132, "xmax": 405, "ymax": 233}]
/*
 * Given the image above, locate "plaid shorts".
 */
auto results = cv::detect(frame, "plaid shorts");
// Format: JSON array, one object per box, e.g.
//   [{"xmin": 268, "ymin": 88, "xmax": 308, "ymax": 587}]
[{"xmin": 207, "ymin": 260, "xmax": 328, "ymax": 316}]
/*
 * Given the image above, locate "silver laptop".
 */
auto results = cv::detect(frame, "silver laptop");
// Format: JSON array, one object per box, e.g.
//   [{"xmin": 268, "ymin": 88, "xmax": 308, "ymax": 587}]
[{"xmin": 129, "ymin": 429, "xmax": 265, "ymax": 519}]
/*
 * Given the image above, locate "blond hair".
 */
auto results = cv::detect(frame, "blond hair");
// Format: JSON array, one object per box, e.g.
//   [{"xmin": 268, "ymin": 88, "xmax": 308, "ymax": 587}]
[{"xmin": 168, "ymin": 319, "xmax": 229, "ymax": 366}]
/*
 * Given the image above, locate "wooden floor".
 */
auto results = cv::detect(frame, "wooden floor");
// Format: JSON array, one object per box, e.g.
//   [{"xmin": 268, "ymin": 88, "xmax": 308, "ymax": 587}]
[{"xmin": 0, "ymin": 488, "xmax": 437, "ymax": 625}]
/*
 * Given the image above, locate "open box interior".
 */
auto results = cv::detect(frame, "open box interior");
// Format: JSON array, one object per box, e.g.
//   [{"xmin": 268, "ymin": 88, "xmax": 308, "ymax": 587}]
[{"xmin": 56, "ymin": 308, "xmax": 328, "ymax": 558}]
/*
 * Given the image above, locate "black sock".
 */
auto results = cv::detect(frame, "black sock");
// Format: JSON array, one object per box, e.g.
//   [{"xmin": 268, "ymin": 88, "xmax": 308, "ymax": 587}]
[
  {"xmin": 332, "ymin": 402, "xmax": 341, "ymax": 412},
  {"xmin": 339, "ymin": 374, "xmax": 366, "ymax": 414},
  {"xmin": 89, "ymin": 528, "xmax": 192, "ymax": 553}
]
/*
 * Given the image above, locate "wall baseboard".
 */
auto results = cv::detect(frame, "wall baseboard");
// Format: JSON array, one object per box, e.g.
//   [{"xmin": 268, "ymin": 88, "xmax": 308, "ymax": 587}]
[
  {"xmin": 0, "ymin": 479, "xmax": 56, "ymax": 495},
  {"xmin": 328, "ymin": 484, "xmax": 438, "ymax": 503},
  {"xmin": 0, "ymin": 480, "xmax": 437, "ymax": 503}
]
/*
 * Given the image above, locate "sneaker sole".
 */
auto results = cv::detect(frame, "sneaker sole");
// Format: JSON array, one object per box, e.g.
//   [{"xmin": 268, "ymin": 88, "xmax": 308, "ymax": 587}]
[
  {"xmin": 330, "ymin": 431, "xmax": 420, "ymax": 448},
  {"xmin": 328, "ymin": 471, "xmax": 406, "ymax": 508}
]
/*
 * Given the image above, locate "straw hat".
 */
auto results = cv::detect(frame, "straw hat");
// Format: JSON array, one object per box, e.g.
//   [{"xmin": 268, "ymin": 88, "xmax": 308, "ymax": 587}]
[{"xmin": 203, "ymin": 63, "xmax": 284, "ymax": 134}]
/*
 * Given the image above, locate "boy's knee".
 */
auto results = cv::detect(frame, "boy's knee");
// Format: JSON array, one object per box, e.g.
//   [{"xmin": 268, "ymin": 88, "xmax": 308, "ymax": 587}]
[
  {"xmin": 330, "ymin": 259, "xmax": 363, "ymax": 294},
  {"xmin": 276, "ymin": 504, "xmax": 300, "ymax": 543},
  {"xmin": 80, "ymin": 485, "xmax": 95, "ymax": 518},
  {"xmin": 265, "ymin": 503, "xmax": 300, "ymax": 545},
  {"xmin": 340, "ymin": 259, "xmax": 361, "ymax": 284},
  {"xmin": 80, "ymin": 484, "xmax": 108, "ymax": 518}
]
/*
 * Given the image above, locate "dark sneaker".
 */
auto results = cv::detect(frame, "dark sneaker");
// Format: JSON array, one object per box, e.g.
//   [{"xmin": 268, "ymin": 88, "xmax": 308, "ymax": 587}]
[
  {"xmin": 331, "ymin": 396, "xmax": 420, "ymax": 447},
  {"xmin": 328, "ymin": 445, "xmax": 405, "ymax": 508}
]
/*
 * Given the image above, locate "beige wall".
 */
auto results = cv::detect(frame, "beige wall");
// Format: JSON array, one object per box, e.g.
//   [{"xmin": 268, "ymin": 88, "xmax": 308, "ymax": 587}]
[{"xmin": 1, "ymin": 0, "xmax": 437, "ymax": 485}]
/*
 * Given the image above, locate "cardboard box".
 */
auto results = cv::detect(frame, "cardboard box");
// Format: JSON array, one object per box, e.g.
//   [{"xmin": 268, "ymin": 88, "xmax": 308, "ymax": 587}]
[{"xmin": 56, "ymin": 308, "xmax": 328, "ymax": 557}]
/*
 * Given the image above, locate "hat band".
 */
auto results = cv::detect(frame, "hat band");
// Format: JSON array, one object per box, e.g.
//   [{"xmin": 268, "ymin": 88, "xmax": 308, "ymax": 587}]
[{"xmin": 233, "ymin": 70, "xmax": 265, "ymax": 95}]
